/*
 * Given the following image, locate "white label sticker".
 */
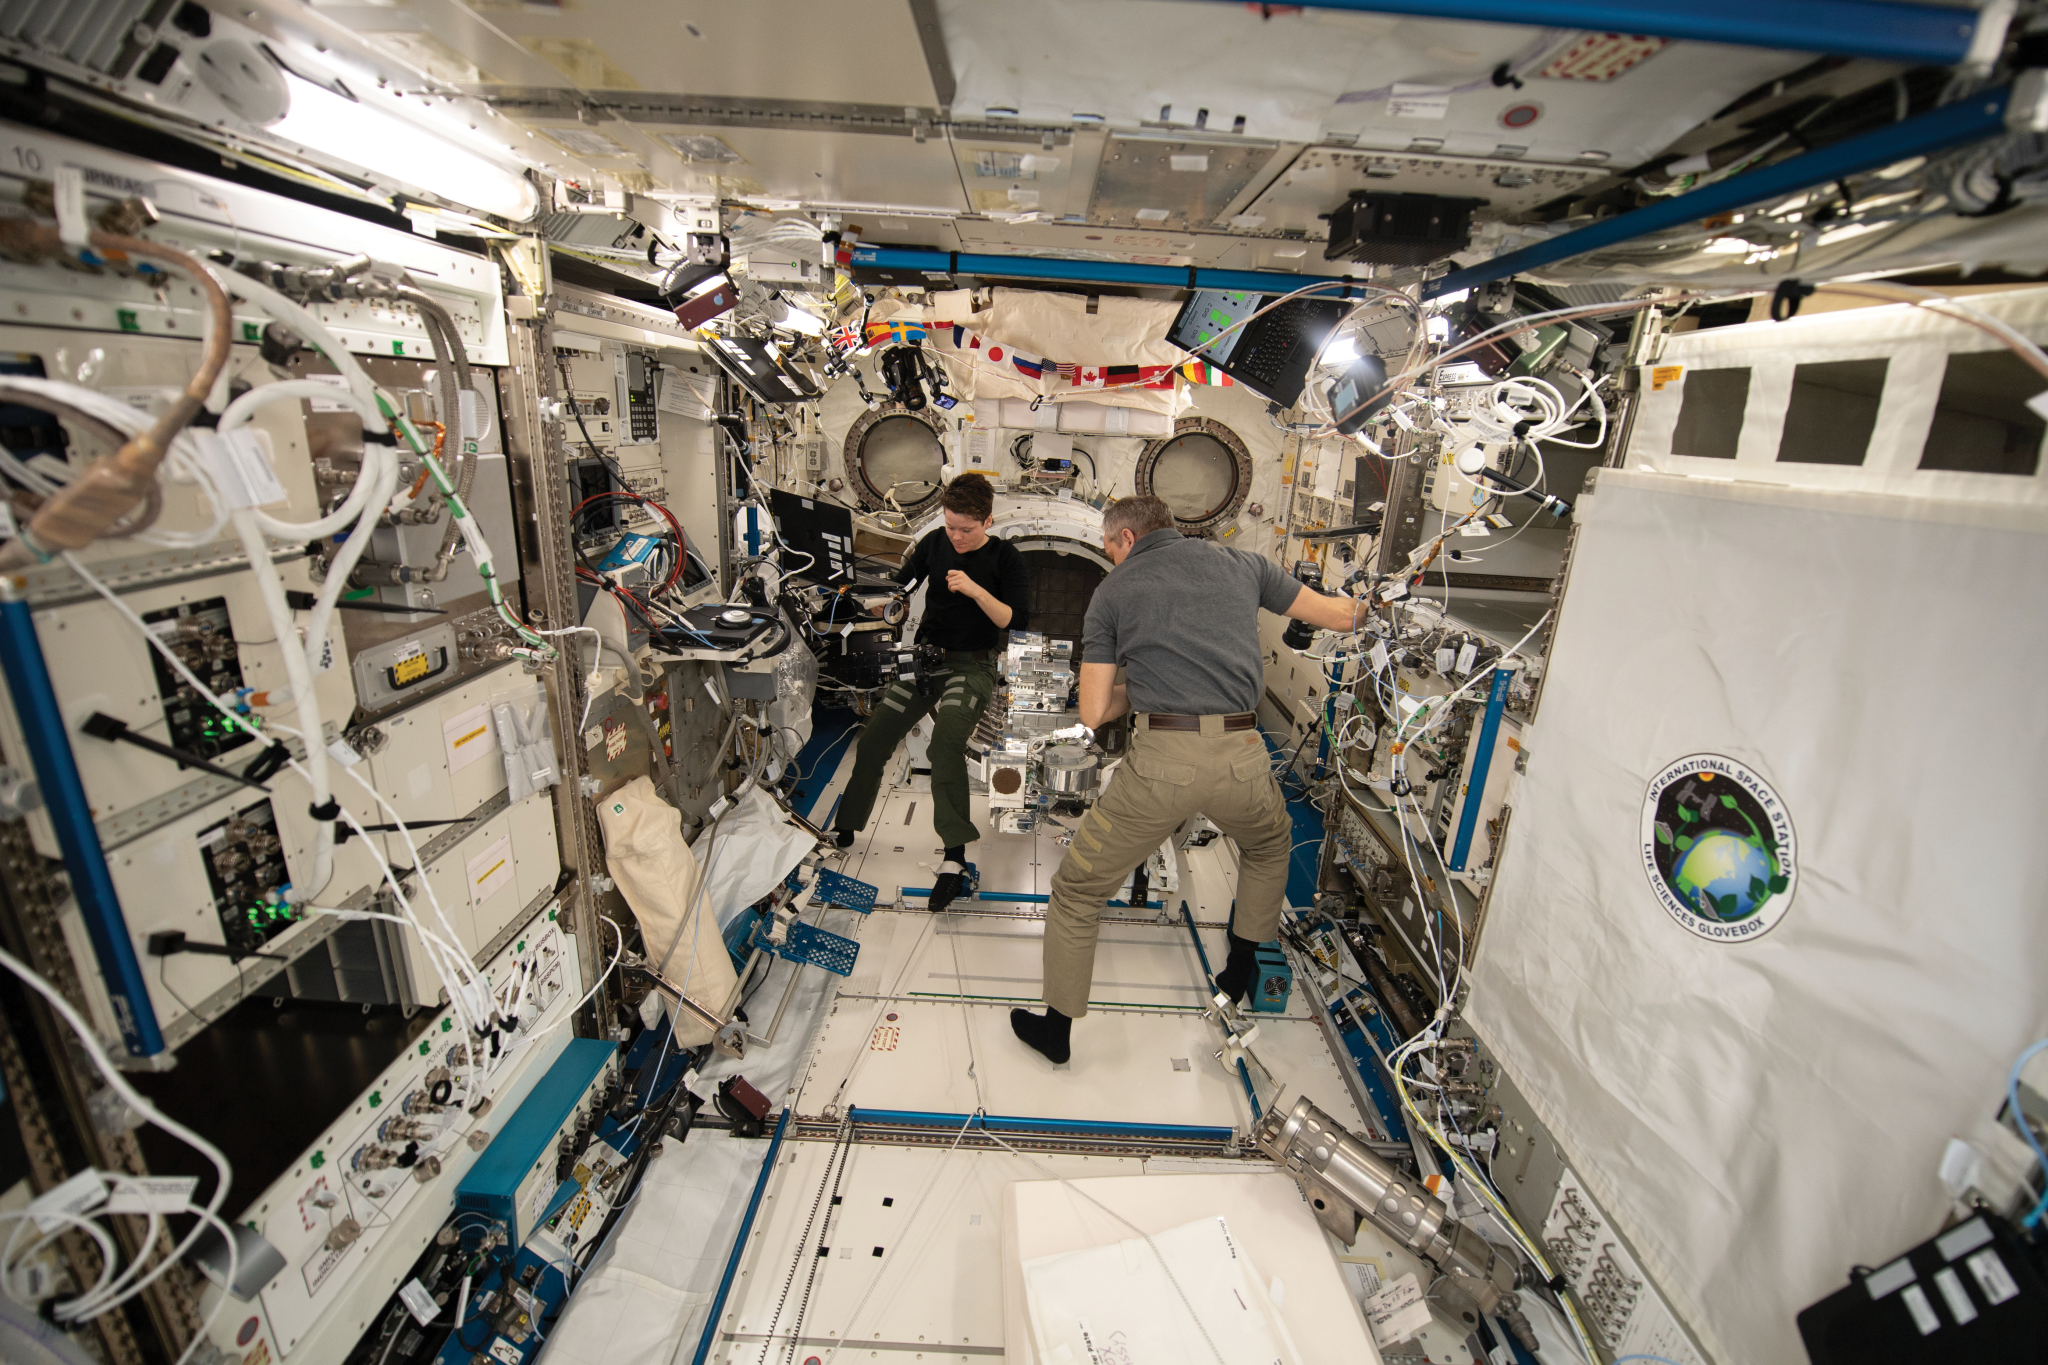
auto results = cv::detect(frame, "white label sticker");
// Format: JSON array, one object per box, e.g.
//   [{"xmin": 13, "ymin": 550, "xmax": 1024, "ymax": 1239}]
[
  {"xmin": 457, "ymin": 388, "xmax": 479, "ymax": 443},
  {"xmin": 1900, "ymin": 1282, "xmax": 1940, "ymax": 1334},
  {"xmin": 442, "ymin": 703, "xmax": 497, "ymax": 775},
  {"xmin": 196, "ymin": 429, "xmax": 290, "ymax": 509},
  {"xmin": 1933, "ymin": 1267, "xmax": 1978, "ymax": 1325},
  {"xmin": 1458, "ymin": 521, "xmax": 1491, "ymax": 538},
  {"xmin": 1455, "ymin": 642, "xmax": 1477, "ymax": 674},
  {"xmin": 1363, "ymin": 1271, "xmax": 1433, "ymax": 1344},
  {"xmin": 487, "ymin": 1337, "xmax": 522, "ymax": 1365},
  {"xmin": 1967, "ymin": 1247, "xmax": 2020, "ymax": 1305},
  {"xmin": 467, "ymin": 836, "xmax": 514, "ymax": 910},
  {"xmin": 1387, "ymin": 84, "xmax": 1451, "ymax": 119},
  {"xmin": 398, "ymin": 1277, "xmax": 440, "ymax": 1327},
  {"xmin": 1369, "ymin": 640, "xmax": 1390, "ymax": 672},
  {"xmin": 1168, "ymin": 153, "xmax": 1210, "ymax": 172},
  {"xmin": 105, "ymin": 1174, "xmax": 199, "ymax": 1214},
  {"xmin": 299, "ymin": 373, "xmax": 355, "ymax": 412},
  {"xmin": 326, "ymin": 738, "xmax": 364, "ymax": 768}
]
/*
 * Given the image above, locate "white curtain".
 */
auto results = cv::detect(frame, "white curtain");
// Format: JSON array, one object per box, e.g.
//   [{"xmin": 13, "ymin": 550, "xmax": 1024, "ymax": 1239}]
[{"xmin": 1468, "ymin": 470, "xmax": 2048, "ymax": 1364}]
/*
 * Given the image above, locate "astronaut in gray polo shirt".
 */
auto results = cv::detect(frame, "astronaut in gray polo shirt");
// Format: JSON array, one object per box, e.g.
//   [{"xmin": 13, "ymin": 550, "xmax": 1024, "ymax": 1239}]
[{"xmin": 1011, "ymin": 495, "xmax": 1369, "ymax": 1065}]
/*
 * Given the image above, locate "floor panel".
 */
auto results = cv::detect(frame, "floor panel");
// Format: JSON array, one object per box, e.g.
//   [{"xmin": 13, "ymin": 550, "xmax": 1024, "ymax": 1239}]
[{"xmin": 713, "ymin": 1144, "xmax": 1148, "ymax": 1363}]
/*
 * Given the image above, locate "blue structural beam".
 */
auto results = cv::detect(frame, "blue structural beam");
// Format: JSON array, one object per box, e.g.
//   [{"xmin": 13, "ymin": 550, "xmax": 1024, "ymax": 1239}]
[
  {"xmin": 0, "ymin": 598, "xmax": 163, "ymax": 1057},
  {"xmin": 1190, "ymin": 0, "xmax": 1987, "ymax": 65},
  {"xmin": 691, "ymin": 1108, "xmax": 789, "ymax": 1365},
  {"xmin": 1425, "ymin": 84, "xmax": 2015, "ymax": 299},
  {"xmin": 851, "ymin": 246, "xmax": 1369, "ymax": 298},
  {"xmin": 849, "ymin": 1106, "xmax": 1236, "ymax": 1144},
  {"xmin": 1448, "ymin": 667, "xmax": 1512, "ymax": 872}
]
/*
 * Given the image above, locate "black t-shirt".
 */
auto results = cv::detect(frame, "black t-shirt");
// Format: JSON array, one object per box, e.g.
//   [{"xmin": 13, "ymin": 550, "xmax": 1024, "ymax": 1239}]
[{"xmin": 899, "ymin": 529, "xmax": 1030, "ymax": 652}]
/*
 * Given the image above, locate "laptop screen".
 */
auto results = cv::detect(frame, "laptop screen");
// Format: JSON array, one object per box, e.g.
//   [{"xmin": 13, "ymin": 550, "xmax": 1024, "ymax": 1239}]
[{"xmin": 1170, "ymin": 289, "xmax": 1266, "ymax": 364}]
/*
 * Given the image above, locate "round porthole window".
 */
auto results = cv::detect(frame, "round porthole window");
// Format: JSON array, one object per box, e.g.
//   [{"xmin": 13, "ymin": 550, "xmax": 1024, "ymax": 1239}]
[
  {"xmin": 845, "ymin": 405, "xmax": 948, "ymax": 515},
  {"xmin": 1133, "ymin": 418, "xmax": 1254, "ymax": 535}
]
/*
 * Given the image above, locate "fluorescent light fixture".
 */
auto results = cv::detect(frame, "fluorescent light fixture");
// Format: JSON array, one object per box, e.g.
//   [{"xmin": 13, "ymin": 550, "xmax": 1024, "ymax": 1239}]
[
  {"xmin": 779, "ymin": 302, "xmax": 825, "ymax": 336},
  {"xmin": 270, "ymin": 75, "xmax": 537, "ymax": 221}
]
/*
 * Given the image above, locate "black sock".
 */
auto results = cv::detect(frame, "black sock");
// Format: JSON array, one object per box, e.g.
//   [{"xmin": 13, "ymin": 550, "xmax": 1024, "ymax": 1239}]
[
  {"xmin": 1010, "ymin": 1006, "xmax": 1071, "ymax": 1064},
  {"xmin": 928, "ymin": 846, "xmax": 970, "ymax": 913},
  {"xmin": 1214, "ymin": 929, "xmax": 1261, "ymax": 1004}
]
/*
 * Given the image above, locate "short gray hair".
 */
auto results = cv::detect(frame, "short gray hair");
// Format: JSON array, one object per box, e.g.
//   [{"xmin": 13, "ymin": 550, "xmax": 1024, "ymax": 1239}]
[{"xmin": 1103, "ymin": 495, "xmax": 1173, "ymax": 542}]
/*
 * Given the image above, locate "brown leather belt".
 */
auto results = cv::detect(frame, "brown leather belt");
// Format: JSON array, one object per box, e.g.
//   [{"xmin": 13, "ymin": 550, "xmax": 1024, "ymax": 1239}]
[{"xmin": 1143, "ymin": 712, "xmax": 1256, "ymax": 732}]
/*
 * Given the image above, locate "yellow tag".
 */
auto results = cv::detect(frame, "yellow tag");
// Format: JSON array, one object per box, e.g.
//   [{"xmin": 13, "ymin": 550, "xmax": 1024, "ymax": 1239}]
[
  {"xmin": 1650, "ymin": 364, "xmax": 1684, "ymax": 391},
  {"xmin": 391, "ymin": 653, "xmax": 431, "ymax": 686}
]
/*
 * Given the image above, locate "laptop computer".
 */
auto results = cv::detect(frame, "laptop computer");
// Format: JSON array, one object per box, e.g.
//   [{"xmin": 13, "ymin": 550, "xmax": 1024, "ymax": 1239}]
[{"xmin": 1167, "ymin": 288, "xmax": 1351, "ymax": 406}]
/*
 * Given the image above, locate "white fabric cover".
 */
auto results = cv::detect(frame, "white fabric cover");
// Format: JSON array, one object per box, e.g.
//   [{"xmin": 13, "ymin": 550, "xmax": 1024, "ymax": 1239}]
[
  {"xmin": 595, "ymin": 776, "xmax": 737, "ymax": 1046},
  {"xmin": 492, "ymin": 697, "xmax": 558, "ymax": 803},
  {"xmin": 1467, "ymin": 471, "xmax": 2048, "ymax": 1365},
  {"xmin": 923, "ymin": 288, "xmax": 1185, "ymax": 413},
  {"xmin": 698, "ymin": 784, "xmax": 816, "ymax": 930}
]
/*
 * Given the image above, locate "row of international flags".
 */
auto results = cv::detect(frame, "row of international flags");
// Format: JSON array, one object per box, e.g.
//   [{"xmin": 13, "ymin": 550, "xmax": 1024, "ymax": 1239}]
[{"xmin": 828, "ymin": 317, "xmax": 1233, "ymax": 391}]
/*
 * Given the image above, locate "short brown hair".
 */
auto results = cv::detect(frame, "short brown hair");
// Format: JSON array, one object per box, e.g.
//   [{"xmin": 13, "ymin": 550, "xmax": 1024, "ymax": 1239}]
[
  {"xmin": 1103, "ymin": 495, "xmax": 1173, "ymax": 542},
  {"xmin": 939, "ymin": 471, "xmax": 994, "ymax": 521}
]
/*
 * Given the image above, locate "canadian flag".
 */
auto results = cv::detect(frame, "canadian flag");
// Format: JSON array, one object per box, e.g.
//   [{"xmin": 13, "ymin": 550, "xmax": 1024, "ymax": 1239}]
[{"xmin": 1075, "ymin": 366, "xmax": 1104, "ymax": 388}]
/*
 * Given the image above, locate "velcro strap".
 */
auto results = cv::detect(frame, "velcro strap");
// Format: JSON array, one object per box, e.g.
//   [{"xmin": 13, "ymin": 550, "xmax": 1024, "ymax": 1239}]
[
  {"xmin": 938, "ymin": 861, "xmax": 965, "ymax": 876},
  {"xmin": 308, "ymin": 798, "xmax": 341, "ymax": 821}
]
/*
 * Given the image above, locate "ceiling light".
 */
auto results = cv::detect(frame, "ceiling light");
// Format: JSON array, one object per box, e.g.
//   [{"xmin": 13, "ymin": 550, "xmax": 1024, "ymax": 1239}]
[{"xmin": 270, "ymin": 75, "xmax": 537, "ymax": 221}]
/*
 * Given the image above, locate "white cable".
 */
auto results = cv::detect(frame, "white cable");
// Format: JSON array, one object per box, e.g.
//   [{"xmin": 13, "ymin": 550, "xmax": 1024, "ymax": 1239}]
[
  {"xmin": 0, "ymin": 378, "xmax": 231, "ymax": 548},
  {"xmin": 227, "ymin": 510, "xmax": 337, "ymax": 904},
  {"xmin": 0, "ymin": 947, "xmax": 231, "ymax": 1322},
  {"xmin": 0, "ymin": 1210, "xmax": 117, "ymax": 1311}
]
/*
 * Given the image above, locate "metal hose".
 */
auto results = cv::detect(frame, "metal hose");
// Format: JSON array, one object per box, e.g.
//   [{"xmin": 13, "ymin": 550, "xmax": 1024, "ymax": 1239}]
[{"xmin": 0, "ymin": 223, "xmax": 231, "ymax": 567}]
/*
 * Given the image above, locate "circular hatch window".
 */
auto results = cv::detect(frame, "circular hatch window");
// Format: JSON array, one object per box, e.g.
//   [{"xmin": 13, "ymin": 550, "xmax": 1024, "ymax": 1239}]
[
  {"xmin": 845, "ymin": 405, "xmax": 947, "ymax": 515},
  {"xmin": 1134, "ymin": 418, "xmax": 1253, "ymax": 535}
]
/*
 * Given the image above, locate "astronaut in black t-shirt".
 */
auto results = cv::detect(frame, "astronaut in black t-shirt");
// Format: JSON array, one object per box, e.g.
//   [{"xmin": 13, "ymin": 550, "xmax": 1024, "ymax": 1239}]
[{"xmin": 830, "ymin": 474, "xmax": 1029, "ymax": 911}]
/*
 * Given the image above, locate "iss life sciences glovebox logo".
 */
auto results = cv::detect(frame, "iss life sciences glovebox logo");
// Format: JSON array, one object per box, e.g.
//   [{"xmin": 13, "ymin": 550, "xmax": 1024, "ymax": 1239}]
[{"xmin": 1640, "ymin": 754, "xmax": 1796, "ymax": 942}]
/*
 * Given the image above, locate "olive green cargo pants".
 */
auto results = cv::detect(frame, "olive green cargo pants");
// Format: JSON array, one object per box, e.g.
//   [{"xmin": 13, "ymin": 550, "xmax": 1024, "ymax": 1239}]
[
  {"xmin": 1043, "ymin": 719, "xmax": 1294, "ymax": 1017},
  {"xmin": 834, "ymin": 660, "xmax": 998, "ymax": 850}
]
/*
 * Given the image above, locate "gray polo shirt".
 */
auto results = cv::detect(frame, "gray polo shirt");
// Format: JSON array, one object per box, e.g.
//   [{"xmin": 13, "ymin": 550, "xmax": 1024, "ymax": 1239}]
[{"xmin": 1082, "ymin": 528, "xmax": 1300, "ymax": 716}]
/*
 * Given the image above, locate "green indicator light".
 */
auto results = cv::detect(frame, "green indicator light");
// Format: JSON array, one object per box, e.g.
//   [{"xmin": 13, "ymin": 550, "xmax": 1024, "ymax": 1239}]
[
  {"xmin": 368, "ymin": 1090, "xmax": 381, "ymax": 1107},
  {"xmin": 391, "ymin": 340, "xmax": 405, "ymax": 356},
  {"xmin": 516, "ymin": 941, "xmax": 525, "ymax": 953},
  {"xmin": 117, "ymin": 309, "xmax": 140, "ymax": 332},
  {"xmin": 418, "ymin": 1041, "xmax": 431, "ymax": 1056},
  {"xmin": 441, "ymin": 1018, "xmax": 453, "ymax": 1033},
  {"xmin": 309, "ymin": 1151, "xmax": 325, "ymax": 1170},
  {"xmin": 241, "ymin": 321, "xmax": 261, "ymax": 342}
]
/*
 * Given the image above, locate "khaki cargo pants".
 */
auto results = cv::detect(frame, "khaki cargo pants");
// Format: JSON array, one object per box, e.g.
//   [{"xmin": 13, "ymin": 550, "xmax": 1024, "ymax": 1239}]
[{"xmin": 1043, "ymin": 718, "xmax": 1293, "ymax": 1017}]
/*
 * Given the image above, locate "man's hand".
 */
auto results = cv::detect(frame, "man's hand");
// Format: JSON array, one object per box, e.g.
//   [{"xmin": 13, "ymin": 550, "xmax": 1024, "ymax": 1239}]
[{"xmin": 945, "ymin": 569, "xmax": 984, "ymax": 600}]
